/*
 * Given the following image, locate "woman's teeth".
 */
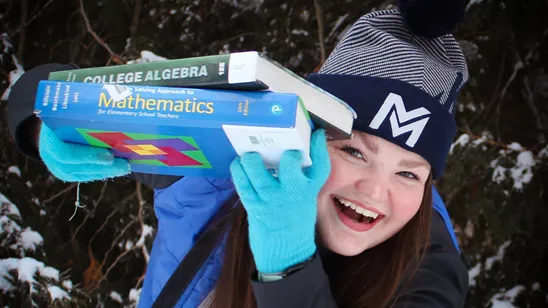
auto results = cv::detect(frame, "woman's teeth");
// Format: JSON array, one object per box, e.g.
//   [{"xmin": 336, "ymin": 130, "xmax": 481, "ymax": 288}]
[{"xmin": 335, "ymin": 197, "xmax": 379, "ymax": 219}]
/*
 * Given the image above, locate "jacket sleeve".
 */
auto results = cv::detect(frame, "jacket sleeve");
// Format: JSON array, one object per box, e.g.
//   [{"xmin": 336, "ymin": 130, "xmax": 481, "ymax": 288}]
[
  {"xmin": 6, "ymin": 63, "xmax": 182, "ymax": 189},
  {"xmin": 250, "ymin": 211, "xmax": 468, "ymax": 308},
  {"xmin": 251, "ymin": 252, "xmax": 337, "ymax": 308}
]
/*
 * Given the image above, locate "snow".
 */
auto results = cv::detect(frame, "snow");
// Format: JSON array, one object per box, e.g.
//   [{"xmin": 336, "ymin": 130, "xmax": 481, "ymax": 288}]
[
  {"xmin": 48, "ymin": 285, "xmax": 69, "ymax": 301},
  {"xmin": 1, "ymin": 33, "xmax": 13, "ymax": 53},
  {"xmin": 0, "ymin": 192, "xmax": 72, "ymax": 302},
  {"xmin": 507, "ymin": 142, "xmax": 524, "ymax": 151},
  {"xmin": 466, "ymin": 0, "xmax": 485, "ymax": 10},
  {"xmin": 62, "ymin": 280, "xmax": 72, "ymax": 290},
  {"xmin": 299, "ymin": 9, "xmax": 310, "ymax": 22},
  {"xmin": 127, "ymin": 50, "xmax": 168, "ymax": 64},
  {"xmin": 491, "ymin": 163, "xmax": 507, "ymax": 184},
  {"xmin": 291, "ymin": 29, "xmax": 309, "ymax": 36},
  {"xmin": 0, "ymin": 256, "xmax": 71, "ymax": 300},
  {"xmin": 472, "ymin": 136, "xmax": 487, "ymax": 146},
  {"xmin": 465, "ymin": 103, "xmax": 477, "ymax": 111},
  {"xmin": 125, "ymin": 240, "xmax": 134, "ymax": 250},
  {"xmin": 449, "ymin": 134, "xmax": 470, "ymax": 154},
  {"xmin": 486, "ymin": 241, "xmax": 511, "ymax": 271},
  {"xmin": 510, "ymin": 151, "xmax": 536, "ymax": 190},
  {"xmin": 539, "ymin": 145, "xmax": 548, "ymax": 158},
  {"xmin": 7, "ymin": 166, "xmax": 21, "ymax": 177},
  {"xmin": 468, "ymin": 263, "xmax": 480, "ymax": 287},
  {"xmin": 221, "ymin": 0, "xmax": 264, "ymax": 12},
  {"xmin": 0, "ymin": 259, "xmax": 18, "ymax": 292},
  {"xmin": 129, "ymin": 288, "xmax": 141, "ymax": 303},
  {"xmin": 136, "ymin": 224, "xmax": 154, "ymax": 248},
  {"xmin": 0, "ymin": 193, "xmax": 21, "ymax": 217},
  {"xmin": 467, "ymin": 0, "xmax": 487, "ymax": 10},
  {"xmin": 490, "ymin": 144, "xmax": 538, "ymax": 191},
  {"xmin": 17, "ymin": 258, "xmax": 46, "ymax": 283},
  {"xmin": 18, "ymin": 229, "xmax": 44, "ymax": 252},
  {"xmin": 489, "ymin": 285, "xmax": 526, "ymax": 308},
  {"xmin": 1, "ymin": 54, "xmax": 25, "ymax": 101},
  {"xmin": 219, "ymin": 44, "xmax": 231, "ymax": 55},
  {"xmin": 470, "ymin": 241, "xmax": 512, "ymax": 287},
  {"xmin": 110, "ymin": 291, "xmax": 123, "ymax": 303},
  {"xmin": 464, "ymin": 220, "xmax": 474, "ymax": 238}
]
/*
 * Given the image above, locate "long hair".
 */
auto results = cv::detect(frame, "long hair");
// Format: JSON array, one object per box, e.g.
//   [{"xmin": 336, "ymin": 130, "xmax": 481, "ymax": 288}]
[{"xmin": 211, "ymin": 174, "xmax": 433, "ymax": 308}]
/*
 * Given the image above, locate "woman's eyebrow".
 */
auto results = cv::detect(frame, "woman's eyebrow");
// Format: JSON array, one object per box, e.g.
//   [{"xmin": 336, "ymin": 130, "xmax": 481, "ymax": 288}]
[
  {"xmin": 357, "ymin": 134, "xmax": 379, "ymax": 154},
  {"xmin": 398, "ymin": 159, "xmax": 429, "ymax": 169}
]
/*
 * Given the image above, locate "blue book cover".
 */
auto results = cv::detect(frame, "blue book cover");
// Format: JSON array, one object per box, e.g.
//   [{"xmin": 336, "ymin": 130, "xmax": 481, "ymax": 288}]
[{"xmin": 34, "ymin": 81, "xmax": 313, "ymax": 177}]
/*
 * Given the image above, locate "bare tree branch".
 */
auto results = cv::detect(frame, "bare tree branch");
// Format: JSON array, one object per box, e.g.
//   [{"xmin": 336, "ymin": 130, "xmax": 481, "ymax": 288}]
[
  {"xmin": 522, "ymin": 76, "xmax": 546, "ymax": 144},
  {"xmin": 17, "ymin": 0, "xmax": 28, "ymax": 64},
  {"xmin": 87, "ymin": 191, "xmax": 137, "ymax": 245},
  {"xmin": 90, "ymin": 220, "xmax": 136, "ymax": 292},
  {"xmin": 13, "ymin": 0, "xmax": 57, "ymax": 35},
  {"xmin": 136, "ymin": 182, "xmax": 150, "ymax": 262},
  {"xmin": 77, "ymin": 0, "xmax": 124, "ymax": 64},
  {"xmin": 43, "ymin": 183, "xmax": 77, "ymax": 205},
  {"xmin": 314, "ymin": 0, "xmax": 326, "ymax": 65},
  {"xmin": 125, "ymin": 0, "xmax": 143, "ymax": 54},
  {"xmin": 130, "ymin": 0, "xmax": 143, "ymax": 39}
]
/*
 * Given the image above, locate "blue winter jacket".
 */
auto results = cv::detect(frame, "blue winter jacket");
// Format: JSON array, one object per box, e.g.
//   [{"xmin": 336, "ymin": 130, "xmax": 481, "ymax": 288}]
[
  {"xmin": 136, "ymin": 176, "xmax": 460, "ymax": 308},
  {"xmin": 138, "ymin": 177, "xmax": 235, "ymax": 308}
]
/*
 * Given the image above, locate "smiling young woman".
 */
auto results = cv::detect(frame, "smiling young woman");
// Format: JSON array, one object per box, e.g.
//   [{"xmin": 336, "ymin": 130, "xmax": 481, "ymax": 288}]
[
  {"xmin": 213, "ymin": 131, "xmax": 434, "ymax": 308},
  {"xmin": 6, "ymin": 1, "xmax": 469, "ymax": 307},
  {"xmin": 318, "ymin": 132, "xmax": 431, "ymax": 256}
]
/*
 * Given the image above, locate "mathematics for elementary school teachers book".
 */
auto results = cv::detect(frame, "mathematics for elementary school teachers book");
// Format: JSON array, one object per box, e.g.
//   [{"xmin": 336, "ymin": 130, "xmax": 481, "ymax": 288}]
[{"xmin": 34, "ymin": 80, "xmax": 313, "ymax": 177}]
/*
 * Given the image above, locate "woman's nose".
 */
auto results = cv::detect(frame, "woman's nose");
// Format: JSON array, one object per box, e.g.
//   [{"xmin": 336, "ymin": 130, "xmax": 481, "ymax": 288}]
[{"xmin": 355, "ymin": 174, "xmax": 388, "ymax": 203}]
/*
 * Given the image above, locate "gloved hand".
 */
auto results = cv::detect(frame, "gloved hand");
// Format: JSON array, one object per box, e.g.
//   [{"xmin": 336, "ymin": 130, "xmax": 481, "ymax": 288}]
[
  {"xmin": 39, "ymin": 124, "xmax": 130, "ymax": 182},
  {"xmin": 229, "ymin": 129, "xmax": 331, "ymax": 274}
]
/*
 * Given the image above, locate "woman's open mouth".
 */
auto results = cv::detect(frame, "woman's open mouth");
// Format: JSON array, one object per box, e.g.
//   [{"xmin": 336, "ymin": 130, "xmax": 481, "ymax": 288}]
[{"xmin": 332, "ymin": 196, "xmax": 384, "ymax": 232}]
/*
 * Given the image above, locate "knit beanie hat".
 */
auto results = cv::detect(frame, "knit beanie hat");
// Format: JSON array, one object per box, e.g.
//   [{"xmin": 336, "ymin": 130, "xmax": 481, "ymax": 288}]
[{"xmin": 308, "ymin": 0, "xmax": 469, "ymax": 179}]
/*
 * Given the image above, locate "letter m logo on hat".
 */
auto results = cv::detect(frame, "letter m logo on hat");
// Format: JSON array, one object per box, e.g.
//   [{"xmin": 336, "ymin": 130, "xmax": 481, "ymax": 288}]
[{"xmin": 369, "ymin": 93, "xmax": 430, "ymax": 147}]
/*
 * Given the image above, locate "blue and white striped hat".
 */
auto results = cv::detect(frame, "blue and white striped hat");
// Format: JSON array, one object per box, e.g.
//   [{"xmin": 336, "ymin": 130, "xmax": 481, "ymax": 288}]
[{"xmin": 308, "ymin": 1, "xmax": 468, "ymax": 179}]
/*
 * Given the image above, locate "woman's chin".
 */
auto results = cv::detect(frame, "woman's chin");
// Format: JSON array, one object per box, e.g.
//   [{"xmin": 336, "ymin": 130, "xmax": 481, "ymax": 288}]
[
  {"xmin": 330, "ymin": 245, "xmax": 364, "ymax": 257},
  {"xmin": 319, "ymin": 229, "xmax": 369, "ymax": 257}
]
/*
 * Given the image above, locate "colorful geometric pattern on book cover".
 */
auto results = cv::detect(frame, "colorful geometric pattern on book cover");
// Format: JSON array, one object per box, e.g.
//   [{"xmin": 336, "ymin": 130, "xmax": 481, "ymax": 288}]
[{"xmin": 75, "ymin": 128, "xmax": 212, "ymax": 169}]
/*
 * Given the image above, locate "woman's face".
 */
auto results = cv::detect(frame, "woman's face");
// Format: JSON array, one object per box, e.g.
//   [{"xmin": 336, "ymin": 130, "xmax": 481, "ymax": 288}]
[{"xmin": 316, "ymin": 131, "xmax": 431, "ymax": 256}]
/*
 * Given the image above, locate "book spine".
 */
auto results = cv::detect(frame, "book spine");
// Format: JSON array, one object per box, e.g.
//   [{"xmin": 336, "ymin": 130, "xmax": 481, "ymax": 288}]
[
  {"xmin": 35, "ymin": 81, "xmax": 298, "ymax": 128},
  {"xmin": 47, "ymin": 53, "xmax": 265, "ymax": 90}
]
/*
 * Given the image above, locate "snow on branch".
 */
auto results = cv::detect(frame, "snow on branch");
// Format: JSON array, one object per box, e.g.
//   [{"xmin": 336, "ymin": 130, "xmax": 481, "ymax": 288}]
[{"xmin": 0, "ymin": 193, "xmax": 74, "ymax": 305}]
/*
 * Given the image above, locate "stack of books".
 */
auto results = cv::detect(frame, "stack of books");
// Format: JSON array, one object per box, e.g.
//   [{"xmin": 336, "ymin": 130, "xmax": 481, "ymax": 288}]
[{"xmin": 34, "ymin": 51, "xmax": 356, "ymax": 177}]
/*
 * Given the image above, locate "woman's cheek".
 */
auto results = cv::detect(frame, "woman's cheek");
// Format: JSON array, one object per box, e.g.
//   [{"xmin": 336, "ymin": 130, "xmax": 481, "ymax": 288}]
[{"xmin": 392, "ymin": 190, "xmax": 423, "ymax": 222}]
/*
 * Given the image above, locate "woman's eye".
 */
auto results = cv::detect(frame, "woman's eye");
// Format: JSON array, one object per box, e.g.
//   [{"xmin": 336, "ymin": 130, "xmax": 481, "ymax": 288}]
[
  {"xmin": 398, "ymin": 171, "xmax": 418, "ymax": 180},
  {"xmin": 341, "ymin": 145, "xmax": 364, "ymax": 159}
]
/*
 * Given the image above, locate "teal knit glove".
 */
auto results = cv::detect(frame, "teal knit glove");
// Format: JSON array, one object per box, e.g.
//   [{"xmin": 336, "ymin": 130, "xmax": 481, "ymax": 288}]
[
  {"xmin": 229, "ymin": 129, "xmax": 331, "ymax": 274},
  {"xmin": 39, "ymin": 124, "xmax": 130, "ymax": 182}
]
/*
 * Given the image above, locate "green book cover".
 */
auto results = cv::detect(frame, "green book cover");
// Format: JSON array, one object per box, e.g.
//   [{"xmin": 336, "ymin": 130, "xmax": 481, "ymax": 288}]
[{"xmin": 48, "ymin": 53, "xmax": 268, "ymax": 90}]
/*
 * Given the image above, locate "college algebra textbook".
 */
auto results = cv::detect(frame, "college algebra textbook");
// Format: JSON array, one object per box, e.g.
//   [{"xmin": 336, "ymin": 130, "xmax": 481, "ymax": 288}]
[{"xmin": 34, "ymin": 80, "xmax": 312, "ymax": 177}]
